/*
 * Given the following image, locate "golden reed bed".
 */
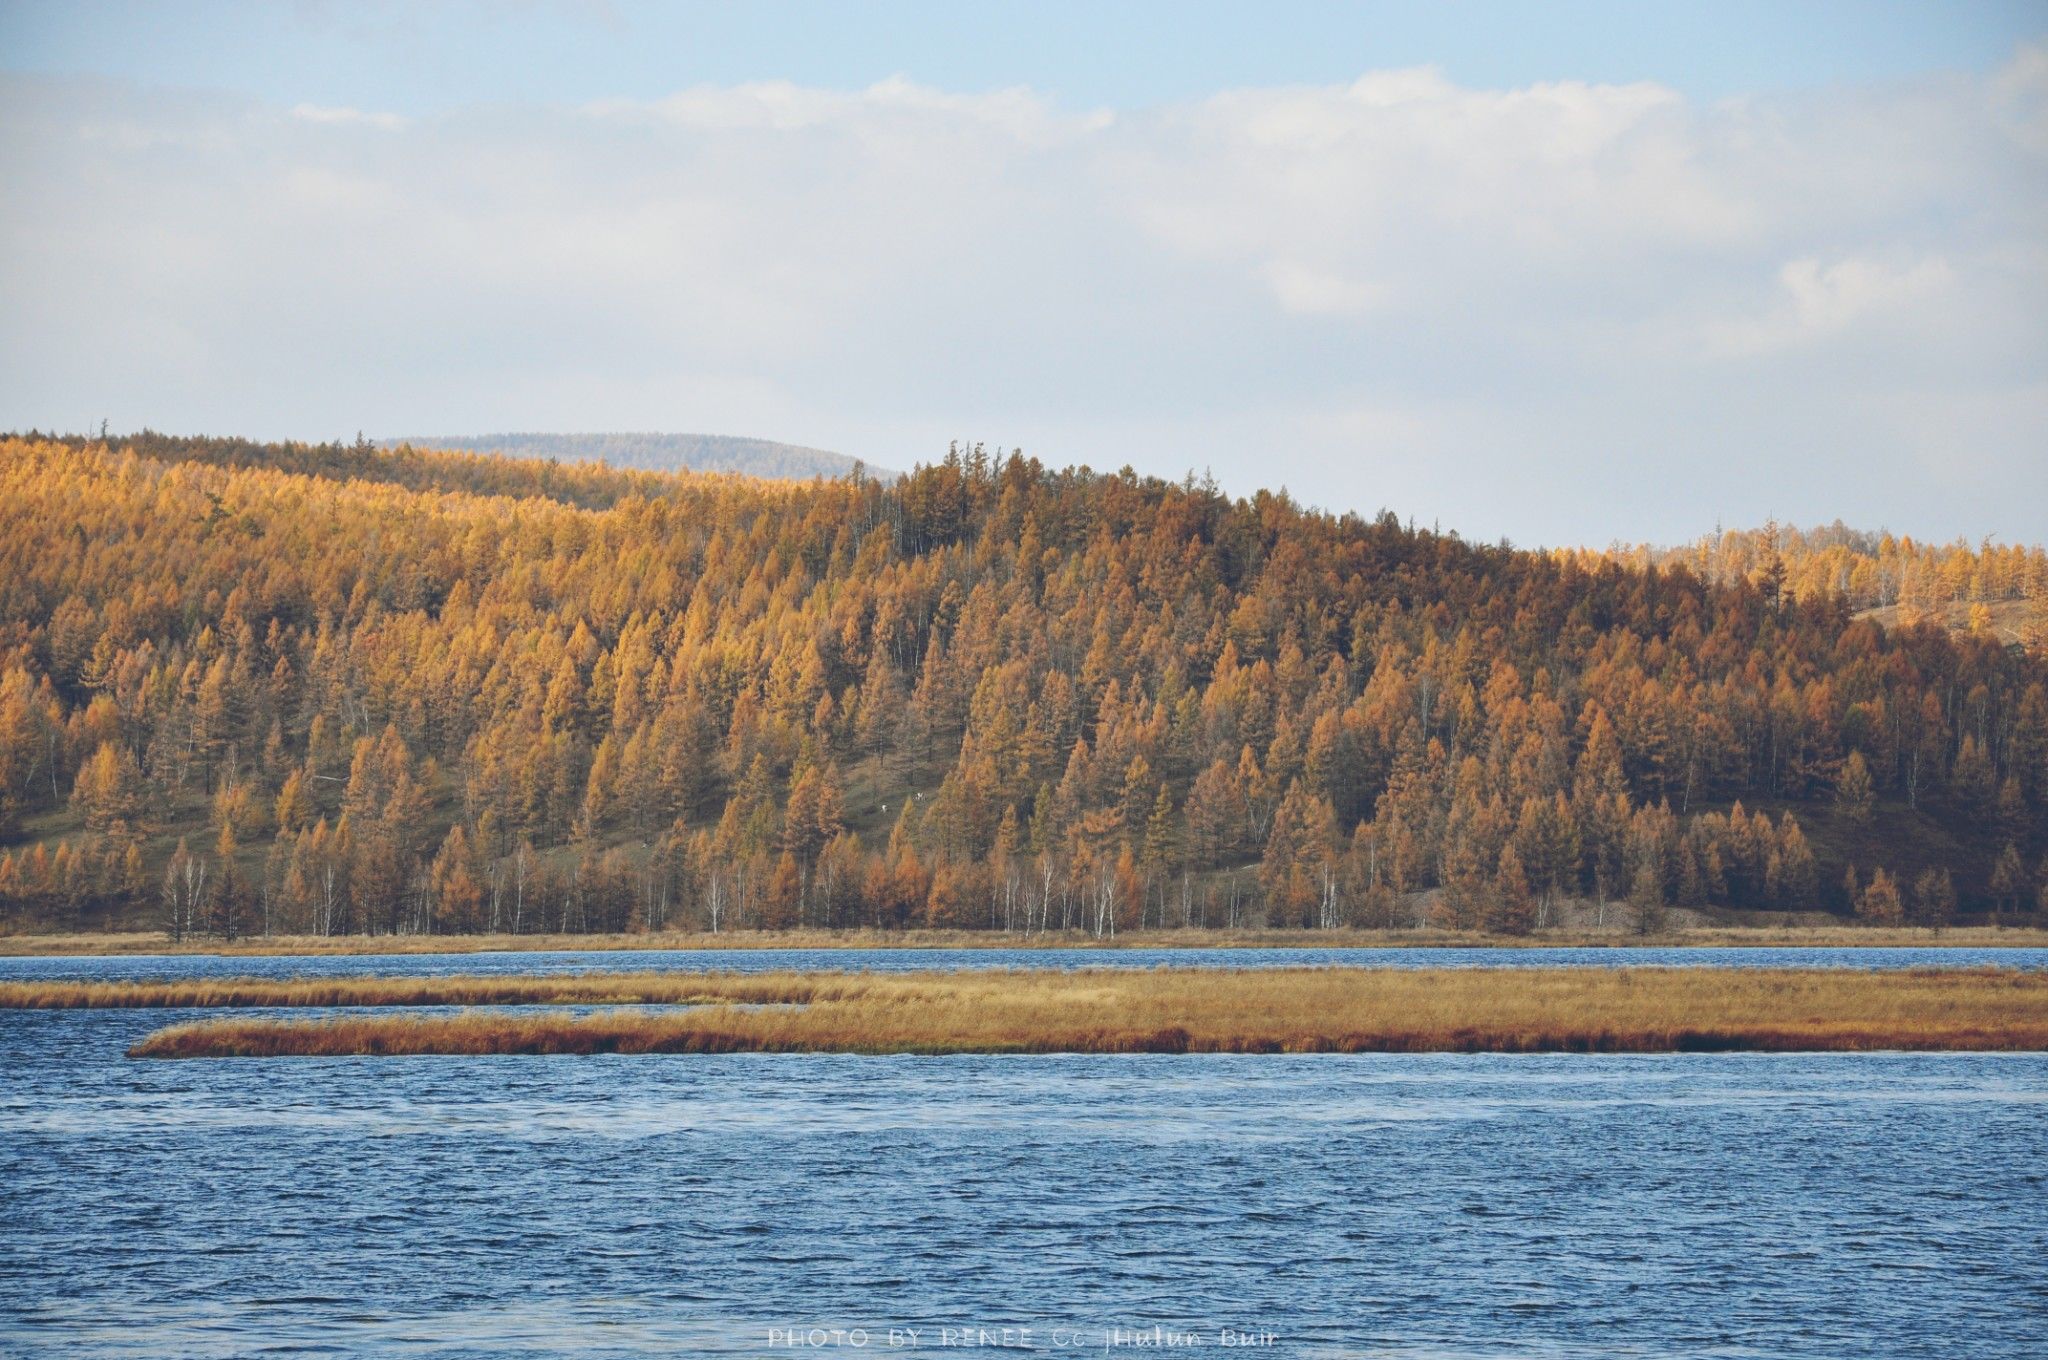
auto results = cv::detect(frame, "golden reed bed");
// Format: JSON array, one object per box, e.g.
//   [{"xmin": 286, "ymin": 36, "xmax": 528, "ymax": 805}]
[
  {"xmin": 0, "ymin": 971, "xmax": 810, "ymax": 1011},
  {"xmin": 73, "ymin": 967, "xmax": 2048, "ymax": 1058}
]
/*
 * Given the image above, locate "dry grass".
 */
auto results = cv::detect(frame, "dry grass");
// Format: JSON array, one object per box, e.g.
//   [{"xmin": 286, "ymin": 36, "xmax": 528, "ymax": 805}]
[
  {"xmin": 120, "ymin": 966, "xmax": 2048, "ymax": 1058},
  {"xmin": 9, "ymin": 923, "xmax": 2047, "ymax": 957},
  {"xmin": 0, "ymin": 971, "xmax": 816, "ymax": 1010}
]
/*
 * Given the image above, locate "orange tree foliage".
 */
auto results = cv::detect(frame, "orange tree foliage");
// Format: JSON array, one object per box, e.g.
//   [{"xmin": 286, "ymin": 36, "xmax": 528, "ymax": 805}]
[
  {"xmin": 0, "ymin": 432, "xmax": 2044, "ymax": 936},
  {"xmin": 1586, "ymin": 520, "xmax": 2048, "ymax": 626}
]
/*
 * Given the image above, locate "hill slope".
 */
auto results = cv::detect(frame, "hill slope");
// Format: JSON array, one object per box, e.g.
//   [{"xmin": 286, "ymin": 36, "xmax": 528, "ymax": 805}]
[
  {"xmin": 1584, "ymin": 521, "xmax": 2048, "ymax": 647},
  {"xmin": 0, "ymin": 434, "xmax": 2043, "ymax": 940}
]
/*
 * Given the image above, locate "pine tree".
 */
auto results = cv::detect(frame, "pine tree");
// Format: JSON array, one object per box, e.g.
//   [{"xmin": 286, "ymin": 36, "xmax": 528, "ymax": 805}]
[
  {"xmin": 1989, "ymin": 843, "xmax": 2027, "ymax": 920},
  {"xmin": 1834, "ymin": 750, "xmax": 1874, "ymax": 826},
  {"xmin": 1434, "ymin": 830, "xmax": 1489, "ymax": 932},
  {"xmin": 1911, "ymin": 868, "xmax": 1955, "ymax": 932},
  {"xmin": 1489, "ymin": 843, "xmax": 1536, "ymax": 936},
  {"xmin": 274, "ymin": 764, "xmax": 317, "ymax": 835},
  {"xmin": 429, "ymin": 825, "xmax": 485, "ymax": 933},
  {"xmin": 1626, "ymin": 829, "xmax": 1667, "ymax": 936},
  {"xmin": 1951, "ymin": 736, "xmax": 1995, "ymax": 815},
  {"xmin": 1775, "ymin": 814, "xmax": 1819, "ymax": 908},
  {"xmin": 211, "ymin": 823, "xmax": 244, "ymax": 941},
  {"xmin": 1858, "ymin": 867, "xmax": 1904, "ymax": 925},
  {"xmin": 69, "ymin": 742, "xmax": 140, "ymax": 832},
  {"xmin": 1994, "ymin": 776, "xmax": 2027, "ymax": 844}
]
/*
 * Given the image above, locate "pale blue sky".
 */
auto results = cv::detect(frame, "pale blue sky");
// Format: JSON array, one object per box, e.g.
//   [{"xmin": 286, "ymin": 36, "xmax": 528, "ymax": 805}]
[
  {"xmin": 3, "ymin": 1, "xmax": 2044, "ymax": 111},
  {"xmin": 2, "ymin": 2, "xmax": 2044, "ymax": 546}
]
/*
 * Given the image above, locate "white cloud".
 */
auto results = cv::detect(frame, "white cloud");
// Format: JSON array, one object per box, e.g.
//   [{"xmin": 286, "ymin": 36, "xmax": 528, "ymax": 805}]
[
  {"xmin": 290, "ymin": 103, "xmax": 408, "ymax": 130},
  {"xmin": 605, "ymin": 75, "xmax": 1110, "ymax": 143},
  {"xmin": 1780, "ymin": 255, "xmax": 1953, "ymax": 330},
  {"xmin": 0, "ymin": 55, "xmax": 2042, "ymax": 545},
  {"xmin": 1707, "ymin": 254, "xmax": 1957, "ymax": 356},
  {"xmin": 1259, "ymin": 260, "xmax": 1386, "ymax": 317}
]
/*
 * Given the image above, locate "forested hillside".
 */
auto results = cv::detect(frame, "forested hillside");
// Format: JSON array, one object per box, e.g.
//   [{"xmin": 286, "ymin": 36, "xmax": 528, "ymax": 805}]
[
  {"xmin": 1593, "ymin": 522, "xmax": 2048, "ymax": 647},
  {"xmin": 1, "ymin": 433, "xmax": 2043, "ymax": 939}
]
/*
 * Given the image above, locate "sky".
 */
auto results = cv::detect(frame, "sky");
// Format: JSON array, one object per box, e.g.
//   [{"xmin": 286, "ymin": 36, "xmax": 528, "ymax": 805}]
[{"xmin": 1, "ymin": 1, "xmax": 2044, "ymax": 547}]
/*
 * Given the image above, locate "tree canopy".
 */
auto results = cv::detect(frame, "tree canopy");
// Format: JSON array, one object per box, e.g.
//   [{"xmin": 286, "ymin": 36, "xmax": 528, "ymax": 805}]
[{"xmin": 1, "ymin": 433, "xmax": 2043, "ymax": 937}]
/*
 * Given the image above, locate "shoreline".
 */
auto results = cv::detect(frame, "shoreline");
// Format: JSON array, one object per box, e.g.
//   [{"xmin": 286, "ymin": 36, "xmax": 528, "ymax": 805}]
[{"xmin": 7, "ymin": 924, "xmax": 2048, "ymax": 958}]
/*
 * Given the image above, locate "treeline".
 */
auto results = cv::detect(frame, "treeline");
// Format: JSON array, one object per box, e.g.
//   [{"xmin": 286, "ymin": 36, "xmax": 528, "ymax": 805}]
[
  {"xmin": 13, "ymin": 429, "xmax": 676, "ymax": 511},
  {"xmin": 387, "ymin": 432, "xmax": 883, "ymax": 482},
  {"xmin": 1588, "ymin": 520, "xmax": 2048, "ymax": 633},
  {"xmin": 0, "ymin": 433, "xmax": 2044, "ymax": 939}
]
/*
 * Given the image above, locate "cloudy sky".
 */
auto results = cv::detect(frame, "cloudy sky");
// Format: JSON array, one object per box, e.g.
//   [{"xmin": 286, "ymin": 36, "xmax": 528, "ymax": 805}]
[{"xmin": 2, "ymin": 1, "xmax": 2043, "ymax": 546}]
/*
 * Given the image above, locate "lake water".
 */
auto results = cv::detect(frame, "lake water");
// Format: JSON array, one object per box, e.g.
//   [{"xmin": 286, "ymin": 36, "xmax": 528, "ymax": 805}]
[
  {"xmin": 3, "ymin": 949, "xmax": 2045, "ymax": 1358},
  {"xmin": 5, "ymin": 942, "xmax": 2047, "ymax": 983}
]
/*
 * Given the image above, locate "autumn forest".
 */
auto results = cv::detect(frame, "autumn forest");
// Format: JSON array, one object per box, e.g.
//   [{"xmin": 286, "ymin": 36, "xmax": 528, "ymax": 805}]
[{"xmin": 2, "ymin": 431, "xmax": 2045, "ymax": 940}]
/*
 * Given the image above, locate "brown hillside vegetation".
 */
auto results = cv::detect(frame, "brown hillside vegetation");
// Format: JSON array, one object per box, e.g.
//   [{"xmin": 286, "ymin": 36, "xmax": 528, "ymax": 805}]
[
  {"xmin": 122, "ymin": 967, "xmax": 2048, "ymax": 1057},
  {"xmin": 1592, "ymin": 520, "xmax": 2048, "ymax": 638},
  {"xmin": 2, "ymin": 432, "xmax": 2045, "ymax": 945}
]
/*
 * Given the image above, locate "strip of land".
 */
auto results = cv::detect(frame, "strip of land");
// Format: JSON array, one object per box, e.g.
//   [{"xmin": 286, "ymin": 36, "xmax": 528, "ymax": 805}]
[
  {"xmin": 0, "ymin": 971, "xmax": 811, "ymax": 1010},
  {"xmin": 8, "ymin": 924, "xmax": 2047, "ymax": 957},
  {"xmin": 116, "ymin": 967, "xmax": 2048, "ymax": 1057}
]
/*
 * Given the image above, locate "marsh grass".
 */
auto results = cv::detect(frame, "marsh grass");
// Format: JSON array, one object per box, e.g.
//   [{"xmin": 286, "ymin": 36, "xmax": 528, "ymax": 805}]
[
  {"xmin": 118, "ymin": 967, "xmax": 2048, "ymax": 1057},
  {"xmin": 0, "ymin": 972, "xmax": 810, "ymax": 1010},
  {"xmin": 11, "ymin": 923, "xmax": 2048, "ymax": 957}
]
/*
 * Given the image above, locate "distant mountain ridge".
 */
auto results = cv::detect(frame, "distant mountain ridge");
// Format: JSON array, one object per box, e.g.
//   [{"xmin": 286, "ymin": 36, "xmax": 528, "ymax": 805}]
[{"xmin": 387, "ymin": 431, "xmax": 894, "ymax": 482}]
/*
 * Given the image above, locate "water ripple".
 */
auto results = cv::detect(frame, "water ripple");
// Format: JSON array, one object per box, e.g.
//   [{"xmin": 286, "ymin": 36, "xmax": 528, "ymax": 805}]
[{"xmin": 0, "ymin": 957, "xmax": 2044, "ymax": 1358}]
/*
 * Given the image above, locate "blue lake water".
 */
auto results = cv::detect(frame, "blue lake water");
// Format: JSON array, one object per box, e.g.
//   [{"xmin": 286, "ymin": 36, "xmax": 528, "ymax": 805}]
[
  {"xmin": 4, "ymin": 942, "xmax": 2047, "ymax": 983},
  {"xmin": 3, "ymin": 949, "xmax": 2046, "ymax": 1358}
]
